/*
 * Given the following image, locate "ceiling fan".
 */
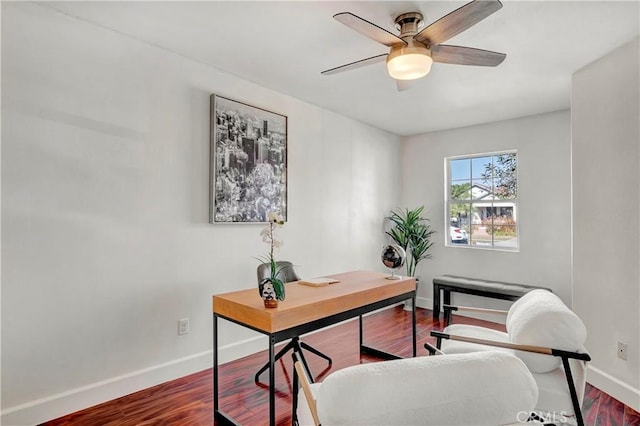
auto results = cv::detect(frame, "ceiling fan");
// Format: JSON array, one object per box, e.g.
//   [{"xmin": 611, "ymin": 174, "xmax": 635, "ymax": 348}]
[{"xmin": 322, "ymin": 0, "xmax": 506, "ymax": 91}]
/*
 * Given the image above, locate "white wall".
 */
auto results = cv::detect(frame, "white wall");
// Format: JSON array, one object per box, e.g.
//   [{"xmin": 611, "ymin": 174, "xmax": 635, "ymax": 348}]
[
  {"xmin": 0, "ymin": 3, "xmax": 402, "ymax": 424},
  {"xmin": 402, "ymin": 110, "xmax": 572, "ymax": 310},
  {"xmin": 572, "ymin": 37, "xmax": 640, "ymax": 411}
]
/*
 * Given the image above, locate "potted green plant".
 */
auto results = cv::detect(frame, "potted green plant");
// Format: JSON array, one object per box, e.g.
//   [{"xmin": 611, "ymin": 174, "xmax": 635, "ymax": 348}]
[{"xmin": 385, "ymin": 206, "xmax": 435, "ymax": 309}]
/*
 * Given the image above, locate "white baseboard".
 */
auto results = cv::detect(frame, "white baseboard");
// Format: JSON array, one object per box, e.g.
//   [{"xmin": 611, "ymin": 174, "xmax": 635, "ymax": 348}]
[
  {"xmin": 416, "ymin": 295, "xmax": 431, "ymax": 310},
  {"xmin": 587, "ymin": 365, "xmax": 640, "ymax": 412},
  {"xmin": 1, "ymin": 303, "xmax": 427, "ymax": 425},
  {"xmin": 0, "ymin": 336, "xmax": 267, "ymax": 426}
]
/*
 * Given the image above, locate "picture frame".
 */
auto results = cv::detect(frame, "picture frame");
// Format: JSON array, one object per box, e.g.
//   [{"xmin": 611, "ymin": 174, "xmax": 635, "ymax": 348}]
[{"xmin": 210, "ymin": 95, "xmax": 288, "ymax": 223}]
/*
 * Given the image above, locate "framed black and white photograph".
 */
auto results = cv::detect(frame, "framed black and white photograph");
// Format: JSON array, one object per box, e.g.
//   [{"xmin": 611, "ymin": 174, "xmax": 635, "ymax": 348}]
[{"xmin": 210, "ymin": 95, "xmax": 287, "ymax": 223}]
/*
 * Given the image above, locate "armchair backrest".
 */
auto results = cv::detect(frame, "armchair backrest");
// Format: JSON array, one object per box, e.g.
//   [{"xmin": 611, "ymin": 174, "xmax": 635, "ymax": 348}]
[
  {"xmin": 307, "ymin": 351, "xmax": 537, "ymax": 425},
  {"xmin": 506, "ymin": 289, "xmax": 587, "ymax": 373},
  {"xmin": 256, "ymin": 261, "xmax": 301, "ymax": 284}
]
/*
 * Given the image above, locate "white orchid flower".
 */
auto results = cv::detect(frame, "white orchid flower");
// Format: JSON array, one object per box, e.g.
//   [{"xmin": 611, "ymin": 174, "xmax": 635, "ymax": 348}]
[
  {"xmin": 268, "ymin": 211, "xmax": 284, "ymax": 225},
  {"xmin": 258, "ymin": 211, "xmax": 286, "ymax": 295}
]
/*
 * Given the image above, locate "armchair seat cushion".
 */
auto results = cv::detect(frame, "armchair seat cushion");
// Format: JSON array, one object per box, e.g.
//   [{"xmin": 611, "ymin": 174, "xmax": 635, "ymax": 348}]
[
  {"xmin": 442, "ymin": 324, "xmax": 510, "ymax": 355},
  {"xmin": 532, "ymin": 352, "xmax": 587, "ymax": 417},
  {"xmin": 440, "ymin": 324, "xmax": 588, "ymax": 419}
]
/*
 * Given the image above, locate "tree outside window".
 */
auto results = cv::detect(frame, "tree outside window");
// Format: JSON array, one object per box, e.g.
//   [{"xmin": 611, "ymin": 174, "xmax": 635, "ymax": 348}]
[{"xmin": 446, "ymin": 152, "xmax": 518, "ymax": 250}]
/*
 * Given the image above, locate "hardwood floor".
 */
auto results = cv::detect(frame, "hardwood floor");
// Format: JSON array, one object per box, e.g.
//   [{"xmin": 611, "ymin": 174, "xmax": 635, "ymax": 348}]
[{"xmin": 42, "ymin": 306, "xmax": 639, "ymax": 426}]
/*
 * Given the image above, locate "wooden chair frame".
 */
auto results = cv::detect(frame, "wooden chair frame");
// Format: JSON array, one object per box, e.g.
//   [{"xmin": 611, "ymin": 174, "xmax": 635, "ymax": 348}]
[
  {"xmin": 428, "ymin": 304, "xmax": 591, "ymax": 426},
  {"xmin": 292, "ymin": 351, "xmax": 320, "ymax": 426}
]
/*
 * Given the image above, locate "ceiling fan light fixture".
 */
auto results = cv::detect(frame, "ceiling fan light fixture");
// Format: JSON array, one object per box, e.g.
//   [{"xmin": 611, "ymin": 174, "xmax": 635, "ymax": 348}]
[{"xmin": 386, "ymin": 45, "xmax": 433, "ymax": 80}]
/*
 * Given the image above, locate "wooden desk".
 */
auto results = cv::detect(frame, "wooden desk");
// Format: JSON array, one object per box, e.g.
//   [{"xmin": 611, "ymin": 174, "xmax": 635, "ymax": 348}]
[{"xmin": 212, "ymin": 270, "xmax": 416, "ymax": 426}]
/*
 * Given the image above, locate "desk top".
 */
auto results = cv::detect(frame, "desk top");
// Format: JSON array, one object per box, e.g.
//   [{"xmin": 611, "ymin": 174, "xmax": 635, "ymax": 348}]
[{"xmin": 212, "ymin": 270, "xmax": 415, "ymax": 333}]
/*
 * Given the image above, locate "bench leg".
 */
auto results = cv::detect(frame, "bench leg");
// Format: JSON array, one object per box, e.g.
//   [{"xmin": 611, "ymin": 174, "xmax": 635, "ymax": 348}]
[
  {"xmin": 444, "ymin": 290, "xmax": 451, "ymax": 306},
  {"xmin": 433, "ymin": 284, "xmax": 440, "ymax": 319},
  {"xmin": 443, "ymin": 290, "xmax": 452, "ymax": 324}
]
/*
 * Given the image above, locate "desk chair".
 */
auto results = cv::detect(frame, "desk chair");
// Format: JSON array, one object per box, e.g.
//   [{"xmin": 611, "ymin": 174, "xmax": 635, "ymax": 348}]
[{"xmin": 254, "ymin": 261, "xmax": 332, "ymax": 383}]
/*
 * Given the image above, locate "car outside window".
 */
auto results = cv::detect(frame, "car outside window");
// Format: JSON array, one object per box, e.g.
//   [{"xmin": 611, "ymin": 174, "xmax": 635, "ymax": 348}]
[{"xmin": 446, "ymin": 152, "xmax": 518, "ymax": 250}]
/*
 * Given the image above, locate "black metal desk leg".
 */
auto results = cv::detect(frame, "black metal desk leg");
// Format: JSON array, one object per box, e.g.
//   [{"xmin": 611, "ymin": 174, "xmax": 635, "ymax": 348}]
[
  {"xmin": 433, "ymin": 284, "xmax": 440, "ymax": 319},
  {"xmin": 359, "ymin": 315, "xmax": 363, "ymax": 348},
  {"xmin": 292, "ymin": 353, "xmax": 299, "ymax": 426},
  {"xmin": 269, "ymin": 334, "xmax": 276, "ymax": 426},
  {"xmin": 212, "ymin": 316, "xmax": 239, "ymax": 426},
  {"xmin": 412, "ymin": 296, "xmax": 417, "ymax": 357},
  {"xmin": 213, "ymin": 314, "xmax": 219, "ymax": 412}
]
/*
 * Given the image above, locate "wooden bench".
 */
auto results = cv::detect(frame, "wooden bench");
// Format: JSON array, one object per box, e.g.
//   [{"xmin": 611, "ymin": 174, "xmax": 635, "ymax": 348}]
[{"xmin": 432, "ymin": 275, "xmax": 552, "ymax": 319}]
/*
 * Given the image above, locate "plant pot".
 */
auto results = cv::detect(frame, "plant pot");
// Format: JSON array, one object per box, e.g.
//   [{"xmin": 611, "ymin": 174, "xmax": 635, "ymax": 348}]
[{"xmin": 263, "ymin": 298, "xmax": 278, "ymax": 309}]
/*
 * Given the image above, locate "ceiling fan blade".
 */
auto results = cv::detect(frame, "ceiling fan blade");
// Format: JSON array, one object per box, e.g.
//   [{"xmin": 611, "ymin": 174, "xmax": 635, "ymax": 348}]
[
  {"xmin": 321, "ymin": 53, "xmax": 388, "ymax": 76},
  {"xmin": 431, "ymin": 45, "xmax": 506, "ymax": 66},
  {"xmin": 414, "ymin": 0, "xmax": 503, "ymax": 46},
  {"xmin": 334, "ymin": 12, "xmax": 407, "ymax": 47},
  {"xmin": 396, "ymin": 79, "xmax": 415, "ymax": 92}
]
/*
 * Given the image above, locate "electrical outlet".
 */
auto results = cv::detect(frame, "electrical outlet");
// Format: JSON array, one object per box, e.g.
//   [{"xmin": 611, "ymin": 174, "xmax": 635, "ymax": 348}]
[
  {"xmin": 617, "ymin": 341, "xmax": 627, "ymax": 360},
  {"xmin": 178, "ymin": 318, "xmax": 190, "ymax": 335}
]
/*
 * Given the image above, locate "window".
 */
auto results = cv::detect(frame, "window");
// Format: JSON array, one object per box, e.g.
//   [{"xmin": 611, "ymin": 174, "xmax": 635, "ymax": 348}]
[{"xmin": 446, "ymin": 152, "xmax": 518, "ymax": 250}]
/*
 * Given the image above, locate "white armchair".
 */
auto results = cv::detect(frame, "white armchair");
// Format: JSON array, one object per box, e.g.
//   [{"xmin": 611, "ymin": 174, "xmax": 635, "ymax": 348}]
[
  {"xmin": 293, "ymin": 351, "xmax": 538, "ymax": 426},
  {"xmin": 428, "ymin": 289, "xmax": 591, "ymax": 426}
]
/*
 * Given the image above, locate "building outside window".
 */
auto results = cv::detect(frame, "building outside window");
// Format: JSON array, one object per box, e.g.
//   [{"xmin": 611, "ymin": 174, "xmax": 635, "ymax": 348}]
[{"xmin": 446, "ymin": 151, "xmax": 518, "ymax": 250}]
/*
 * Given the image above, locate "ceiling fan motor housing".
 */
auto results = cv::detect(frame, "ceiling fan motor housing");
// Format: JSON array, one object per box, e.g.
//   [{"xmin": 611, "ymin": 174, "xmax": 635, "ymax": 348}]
[{"xmin": 394, "ymin": 12, "xmax": 425, "ymax": 38}]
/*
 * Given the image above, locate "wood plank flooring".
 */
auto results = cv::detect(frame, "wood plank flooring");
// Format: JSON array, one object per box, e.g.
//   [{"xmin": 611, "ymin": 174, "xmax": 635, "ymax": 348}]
[{"xmin": 42, "ymin": 306, "xmax": 639, "ymax": 425}]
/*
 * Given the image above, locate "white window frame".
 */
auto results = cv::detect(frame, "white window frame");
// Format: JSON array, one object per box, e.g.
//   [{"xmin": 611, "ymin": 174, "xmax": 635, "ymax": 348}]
[{"xmin": 445, "ymin": 150, "xmax": 519, "ymax": 251}]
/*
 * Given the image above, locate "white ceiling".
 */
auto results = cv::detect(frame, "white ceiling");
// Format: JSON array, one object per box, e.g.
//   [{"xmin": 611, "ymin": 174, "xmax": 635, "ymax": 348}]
[{"xmin": 44, "ymin": 1, "xmax": 639, "ymax": 136}]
